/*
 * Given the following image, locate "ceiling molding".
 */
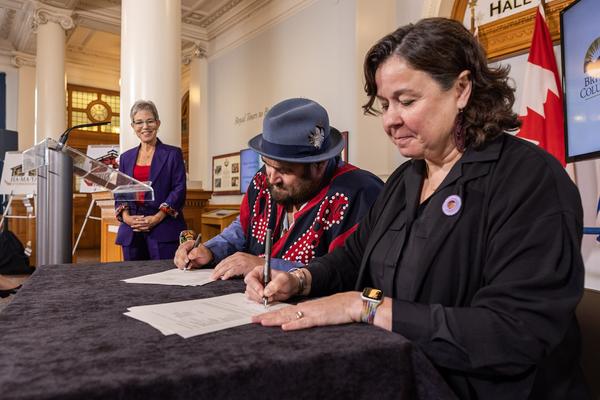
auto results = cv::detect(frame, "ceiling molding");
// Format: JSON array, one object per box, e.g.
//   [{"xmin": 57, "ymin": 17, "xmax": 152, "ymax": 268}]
[
  {"xmin": 13, "ymin": 0, "xmax": 35, "ymax": 51},
  {"xmin": 182, "ymin": 42, "xmax": 207, "ymax": 65},
  {"xmin": 208, "ymin": 0, "xmax": 316, "ymax": 59},
  {"xmin": 32, "ymin": 2, "xmax": 74, "ymax": 32},
  {"xmin": 181, "ymin": 22, "xmax": 208, "ymax": 44},
  {"xmin": 200, "ymin": 0, "xmax": 244, "ymax": 28},
  {"xmin": 0, "ymin": 0, "xmax": 319, "ymax": 67},
  {"xmin": 206, "ymin": 0, "xmax": 269, "ymax": 39},
  {"xmin": 11, "ymin": 50, "xmax": 35, "ymax": 67},
  {"xmin": 74, "ymin": 8, "xmax": 120, "ymax": 34},
  {"xmin": 0, "ymin": 0, "xmax": 26, "ymax": 12}
]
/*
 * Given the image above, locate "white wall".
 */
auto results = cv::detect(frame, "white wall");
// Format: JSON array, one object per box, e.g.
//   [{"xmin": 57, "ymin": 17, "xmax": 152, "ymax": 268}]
[
  {"xmin": 206, "ymin": 0, "xmax": 358, "ymax": 203},
  {"xmin": 203, "ymin": 0, "xmax": 431, "ymax": 205}
]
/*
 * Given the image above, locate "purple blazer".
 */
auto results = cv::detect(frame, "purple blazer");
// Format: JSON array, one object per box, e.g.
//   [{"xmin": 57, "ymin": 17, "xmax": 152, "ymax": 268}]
[{"xmin": 115, "ymin": 139, "xmax": 187, "ymax": 246}]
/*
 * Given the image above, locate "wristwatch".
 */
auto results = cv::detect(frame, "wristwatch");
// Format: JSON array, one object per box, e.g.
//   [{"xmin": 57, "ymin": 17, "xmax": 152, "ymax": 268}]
[{"xmin": 360, "ymin": 287, "xmax": 383, "ymax": 324}]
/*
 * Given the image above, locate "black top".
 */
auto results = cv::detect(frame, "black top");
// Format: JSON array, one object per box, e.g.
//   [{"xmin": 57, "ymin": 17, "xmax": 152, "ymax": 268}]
[{"xmin": 308, "ymin": 134, "xmax": 591, "ymax": 399}]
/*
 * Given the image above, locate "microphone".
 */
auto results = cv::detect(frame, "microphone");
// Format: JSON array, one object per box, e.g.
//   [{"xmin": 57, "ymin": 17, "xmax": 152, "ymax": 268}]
[{"xmin": 57, "ymin": 121, "xmax": 111, "ymax": 149}]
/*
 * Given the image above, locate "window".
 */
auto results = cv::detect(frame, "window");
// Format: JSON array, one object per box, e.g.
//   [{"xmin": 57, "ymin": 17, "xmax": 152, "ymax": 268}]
[{"xmin": 67, "ymin": 84, "xmax": 120, "ymax": 134}]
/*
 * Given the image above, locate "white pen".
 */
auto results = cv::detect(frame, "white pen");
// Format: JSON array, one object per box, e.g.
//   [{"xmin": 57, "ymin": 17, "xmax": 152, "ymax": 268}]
[
  {"xmin": 262, "ymin": 228, "xmax": 272, "ymax": 307},
  {"xmin": 183, "ymin": 234, "xmax": 202, "ymax": 271}
]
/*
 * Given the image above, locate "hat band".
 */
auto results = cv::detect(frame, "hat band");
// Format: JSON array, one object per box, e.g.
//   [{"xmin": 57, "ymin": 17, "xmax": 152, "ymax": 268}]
[{"xmin": 260, "ymin": 135, "xmax": 331, "ymax": 159}]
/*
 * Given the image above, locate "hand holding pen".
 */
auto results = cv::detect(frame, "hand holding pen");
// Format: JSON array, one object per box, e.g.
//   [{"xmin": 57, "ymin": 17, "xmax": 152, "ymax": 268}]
[
  {"xmin": 262, "ymin": 228, "xmax": 272, "ymax": 307},
  {"xmin": 184, "ymin": 234, "xmax": 203, "ymax": 270},
  {"xmin": 173, "ymin": 234, "xmax": 204, "ymax": 270}
]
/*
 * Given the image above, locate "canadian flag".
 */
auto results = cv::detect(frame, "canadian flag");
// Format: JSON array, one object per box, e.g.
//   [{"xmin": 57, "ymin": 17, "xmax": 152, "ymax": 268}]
[{"xmin": 517, "ymin": 4, "xmax": 566, "ymax": 167}]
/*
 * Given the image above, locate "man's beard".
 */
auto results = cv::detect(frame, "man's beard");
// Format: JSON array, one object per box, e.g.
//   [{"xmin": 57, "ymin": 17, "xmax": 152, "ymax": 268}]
[{"xmin": 268, "ymin": 168, "xmax": 322, "ymax": 208}]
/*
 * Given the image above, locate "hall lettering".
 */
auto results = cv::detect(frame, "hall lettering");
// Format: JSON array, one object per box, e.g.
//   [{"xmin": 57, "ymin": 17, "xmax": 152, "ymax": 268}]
[{"xmin": 490, "ymin": 0, "xmax": 532, "ymax": 17}]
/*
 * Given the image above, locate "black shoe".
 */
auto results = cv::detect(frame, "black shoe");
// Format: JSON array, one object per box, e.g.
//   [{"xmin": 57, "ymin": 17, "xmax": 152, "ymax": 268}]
[{"xmin": 0, "ymin": 285, "xmax": 21, "ymax": 298}]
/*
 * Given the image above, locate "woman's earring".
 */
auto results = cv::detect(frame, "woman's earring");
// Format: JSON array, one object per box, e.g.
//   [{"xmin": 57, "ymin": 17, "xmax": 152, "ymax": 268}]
[{"xmin": 453, "ymin": 109, "xmax": 466, "ymax": 152}]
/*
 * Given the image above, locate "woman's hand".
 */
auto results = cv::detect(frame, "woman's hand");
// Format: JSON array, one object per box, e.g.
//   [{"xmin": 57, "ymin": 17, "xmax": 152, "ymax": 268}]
[
  {"xmin": 251, "ymin": 292, "xmax": 363, "ymax": 331},
  {"xmin": 122, "ymin": 213, "xmax": 147, "ymax": 232},
  {"xmin": 173, "ymin": 241, "xmax": 214, "ymax": 269},
  {"xmin": 143, "ymin": 212, "xmax": 166, "ymax": 230},
  {"xmin": 122, "ymin": 211, "xmax": 165, "ymax": 232},
  {"xmin": 244, "ymin": 265, "xmax": 300, "ymax": 303}
]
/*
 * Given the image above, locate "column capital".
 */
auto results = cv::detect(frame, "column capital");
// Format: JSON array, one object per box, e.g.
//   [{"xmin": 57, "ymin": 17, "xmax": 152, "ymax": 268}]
[
  {"xmin": 11, "ymin": 51, "xmax": 36, "ymax": 68},
  {"xmin": 32, "ymin": 4, "xmax": 75, "ymax": 32},
  {"xmin": 182, "ymin": 43, "xmax": 207, "ymax": 65}
]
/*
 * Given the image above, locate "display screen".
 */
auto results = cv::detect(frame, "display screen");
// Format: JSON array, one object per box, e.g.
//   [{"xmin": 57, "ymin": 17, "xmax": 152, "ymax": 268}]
[
  {"xmin": 239, "ymin": 148, "xmax": 263, "ymax": 194},
  {"xmin": 561, "ymin": 0, "xmax": 600, "ymax": 162}
]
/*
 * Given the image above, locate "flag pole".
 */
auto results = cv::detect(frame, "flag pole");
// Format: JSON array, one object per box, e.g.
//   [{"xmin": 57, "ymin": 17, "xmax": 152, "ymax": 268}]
[{"xmin": 469, "ymin": 0, "xmax": 478, "ymax": 34}]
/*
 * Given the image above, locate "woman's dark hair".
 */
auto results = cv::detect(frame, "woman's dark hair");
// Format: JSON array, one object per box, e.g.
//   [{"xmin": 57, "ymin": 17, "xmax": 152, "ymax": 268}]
[{"xmin": 363, "ymin": 17, "xmax": 520, "ymax": 149}]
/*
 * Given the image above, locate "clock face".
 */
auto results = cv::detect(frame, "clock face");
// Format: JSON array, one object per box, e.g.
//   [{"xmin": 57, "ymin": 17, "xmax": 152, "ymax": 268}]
[{"xmin": 89, "ymin": 102, "xmax": 109, "ymax": 122}]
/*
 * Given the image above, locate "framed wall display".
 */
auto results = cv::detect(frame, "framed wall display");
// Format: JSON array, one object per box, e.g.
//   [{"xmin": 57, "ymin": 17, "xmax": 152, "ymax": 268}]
[
  {"xmin": 212, "ymin": 152, "xmax": 241, "ymax": 195},
  {"xmin": 340, "ymin": 131, "xmax": 349, "ymax": 163},
  {"xmin": 451, "ymin": 0, "xmax": 575, "ymax": 61}
]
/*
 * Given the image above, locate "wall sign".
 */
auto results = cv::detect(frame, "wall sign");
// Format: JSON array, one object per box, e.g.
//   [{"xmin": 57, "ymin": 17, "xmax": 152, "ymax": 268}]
[{"xmin": 451, "ymin": 0, "xmax": 575, "ymax": 60}]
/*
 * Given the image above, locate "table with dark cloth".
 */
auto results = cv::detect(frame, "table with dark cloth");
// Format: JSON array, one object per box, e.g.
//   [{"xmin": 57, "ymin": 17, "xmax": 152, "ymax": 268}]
[{"xmin": 0, "ymin": 261, "xmax": 457, "ymax": 400}]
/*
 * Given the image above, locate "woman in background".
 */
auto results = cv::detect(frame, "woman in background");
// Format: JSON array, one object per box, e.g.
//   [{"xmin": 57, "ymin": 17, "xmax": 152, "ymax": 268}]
[{"xmin": 115, "ymin": 100, "xmax": 186, "ymax": 260}]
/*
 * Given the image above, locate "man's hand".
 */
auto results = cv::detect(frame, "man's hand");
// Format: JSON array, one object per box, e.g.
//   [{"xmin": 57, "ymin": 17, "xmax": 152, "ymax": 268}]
[
  {"xmin": 211, "ymin": 252, "xmax": 263, "ymax": 280},
  {"xmin": 173, "ymin": 241, "xmax": 213, "ymax": 270}
]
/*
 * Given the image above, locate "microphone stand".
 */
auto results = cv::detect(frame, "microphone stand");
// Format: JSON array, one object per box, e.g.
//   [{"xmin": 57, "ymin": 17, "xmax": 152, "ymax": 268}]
[
  {"xmin": 56, "ymin": 121, "xmax": 111, "ymax": 150},
  {"xmin": 37, "ymin": 121, "xmax": 111, "ymax": 266}
]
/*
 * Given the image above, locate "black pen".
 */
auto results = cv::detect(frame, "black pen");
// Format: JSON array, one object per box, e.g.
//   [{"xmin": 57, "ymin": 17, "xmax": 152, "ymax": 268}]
[
  {"xmin": 184, "ymin": 234, "xmax": 202, "ymax": 271},
  {"xmin": 262, "ymin": 228, "xmax": 272, "ymax": 307}
]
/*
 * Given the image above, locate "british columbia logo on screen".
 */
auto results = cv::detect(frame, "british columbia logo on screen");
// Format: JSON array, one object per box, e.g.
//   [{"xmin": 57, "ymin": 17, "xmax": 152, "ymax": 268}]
[{"xmin": 581, "ymin": 37, "xmax": 600, "ymax": 100}]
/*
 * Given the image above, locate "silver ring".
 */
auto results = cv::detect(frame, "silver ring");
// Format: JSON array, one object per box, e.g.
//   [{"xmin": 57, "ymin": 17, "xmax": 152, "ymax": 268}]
[{"xmin": 295, "ymin": 310, "xmax": 304, "ymax": 319}]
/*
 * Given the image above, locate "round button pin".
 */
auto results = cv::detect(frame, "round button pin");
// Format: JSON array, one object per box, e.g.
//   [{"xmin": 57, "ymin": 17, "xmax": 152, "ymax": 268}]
[{"xmin": 442, "ymin": 195, "xmax": 462, "ymax": 216}]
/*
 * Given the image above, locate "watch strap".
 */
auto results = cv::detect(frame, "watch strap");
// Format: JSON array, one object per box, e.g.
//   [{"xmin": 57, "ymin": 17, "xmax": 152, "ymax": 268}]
[{"xmin": 361, "ymin": 299, "xmax": 379, "ymax": 324}]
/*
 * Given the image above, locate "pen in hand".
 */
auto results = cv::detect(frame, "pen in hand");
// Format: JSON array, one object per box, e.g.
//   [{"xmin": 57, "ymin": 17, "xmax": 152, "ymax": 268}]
[
  {"xmin": 262, "ymin": 228, "xmax": 272, "ymax": 307},
  {"xmin": 184, "ymin": 234, "xmax": 202, "ymax": 271}
]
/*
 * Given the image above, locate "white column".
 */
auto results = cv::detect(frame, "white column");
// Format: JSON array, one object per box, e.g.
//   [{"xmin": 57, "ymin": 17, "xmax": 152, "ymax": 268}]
[
  {"xmin": 120, "ymin": 0, "xmax": 182, "ymax": 152},
  {"xmin": 11, "ymin": 53, "xmax": 36, "ymax": 151},
  {"xmin": 32, "ymin": 5, "xmax": 73, "ymax": 142},
  {"xmin": 185, "ymin": 45, "xmax": 209, "ymax": 188}
]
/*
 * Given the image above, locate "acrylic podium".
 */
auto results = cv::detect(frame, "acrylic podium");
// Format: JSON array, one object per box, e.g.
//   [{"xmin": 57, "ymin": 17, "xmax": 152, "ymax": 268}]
[{"xmin": 22, "ymin": 135, "xmax": 153, "ymax": 266}]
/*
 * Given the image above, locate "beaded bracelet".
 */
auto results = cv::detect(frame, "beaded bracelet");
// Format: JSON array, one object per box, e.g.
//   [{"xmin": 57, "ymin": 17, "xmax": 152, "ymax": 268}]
[
  {"xmin": 179, "ymin": 230, "xmax": 196, "ymax": 245},
  {"xmin": 159, "ymin": 202, "xmax": 179, "ymax": 218}
]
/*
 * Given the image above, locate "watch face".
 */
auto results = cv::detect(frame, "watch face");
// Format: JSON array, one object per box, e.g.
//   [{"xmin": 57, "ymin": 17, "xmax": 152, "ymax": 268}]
[
  {"xmin": 89, "ymin": 103, "xmax": 109, "ymax": 122},
  {"xmin": 362, "ymin": 287, "xmax": 383, "ymax": 301}
]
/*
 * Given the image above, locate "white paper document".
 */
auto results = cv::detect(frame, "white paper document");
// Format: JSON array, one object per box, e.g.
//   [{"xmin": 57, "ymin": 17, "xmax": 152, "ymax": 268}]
[
  {"xmin": 122, "ymin": 268, "xmax": 216, "ymax": 287},
  {"xmin": 125, "ymin": 292, "xmax": 290, "ymax": 338}
]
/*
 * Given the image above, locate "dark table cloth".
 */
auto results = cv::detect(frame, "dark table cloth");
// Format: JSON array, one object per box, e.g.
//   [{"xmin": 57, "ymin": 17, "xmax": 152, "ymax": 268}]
[{"xmin": 0, "ymin": 261, "xmax": 457, "ymax": 400}]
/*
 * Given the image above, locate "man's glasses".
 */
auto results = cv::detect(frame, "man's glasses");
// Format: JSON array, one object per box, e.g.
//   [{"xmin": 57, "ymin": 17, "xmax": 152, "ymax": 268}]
[{"xmin": 132, "ymin": 119, "xmax": 157, "ymax": 127}]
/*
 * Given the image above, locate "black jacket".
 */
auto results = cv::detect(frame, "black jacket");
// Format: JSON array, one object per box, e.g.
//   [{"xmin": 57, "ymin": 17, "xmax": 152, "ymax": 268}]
[{"xmin": 309, "ymin": 134, "xmax": 590, "ymax": 399}]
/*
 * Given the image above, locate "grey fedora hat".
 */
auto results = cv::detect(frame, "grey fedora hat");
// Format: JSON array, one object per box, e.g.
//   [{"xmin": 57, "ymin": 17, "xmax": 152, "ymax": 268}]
[{"xmin": 248, "ymin": 98, "xmax": 345, "ymax": 163}]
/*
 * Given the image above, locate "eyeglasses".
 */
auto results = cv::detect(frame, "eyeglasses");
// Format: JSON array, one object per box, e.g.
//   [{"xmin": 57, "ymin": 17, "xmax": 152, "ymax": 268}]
[{"xmin": 132, "ymin": 119, "xmax": 157, "ymax": 127}]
